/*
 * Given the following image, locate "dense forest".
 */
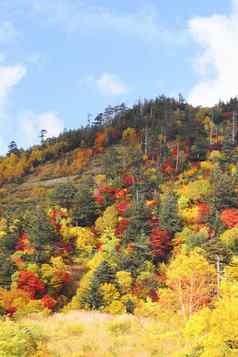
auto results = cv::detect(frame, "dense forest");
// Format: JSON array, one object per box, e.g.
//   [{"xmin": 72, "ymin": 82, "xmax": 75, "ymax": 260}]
[{"xmin": 1, "ymin": 95, "xmax": 238, "ymax": 356}]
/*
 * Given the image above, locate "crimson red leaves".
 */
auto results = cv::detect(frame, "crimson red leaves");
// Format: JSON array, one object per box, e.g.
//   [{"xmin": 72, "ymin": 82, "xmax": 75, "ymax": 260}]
[{"xmin": 18, "ymin": 271, "xmax": 45, "ymax": 298}]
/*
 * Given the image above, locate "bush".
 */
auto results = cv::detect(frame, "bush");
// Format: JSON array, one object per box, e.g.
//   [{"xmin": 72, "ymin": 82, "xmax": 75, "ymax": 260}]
[
  {"xmin": 108, "ymin": 316, "xmax": 132, "ymax": 336},
  {"xmin": 0, "ymin": 320, "xmax": 43, "ymax": 357}
]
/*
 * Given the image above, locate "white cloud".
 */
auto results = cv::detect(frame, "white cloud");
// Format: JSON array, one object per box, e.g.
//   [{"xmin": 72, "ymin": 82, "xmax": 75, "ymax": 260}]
[
  {"xmin": 188, "ymin": 0, "xmax": 238, "ymax": 106},
  {"xmin": 96, "ymin": 73, "xmax": 128, "ymax": 96},
  {"xmin": 0, "ymin": 64, "xmax": 26, "ymax": 154},
  {"xmin": 0, "ymin": 22, "xmax": 24, "ymax": 111},
  {"xmin": 79, "ymin": 72, "xmax": 128, "ymax": 97},
  {"xmin": 0, "ymin": 18, "xmax": 26, "ymax": 153},
  {"xmin": 0, "ymin": 65, "xmax": 26, "ymax": 111},
  {"xmin": 20, "ymin": 111, "xmax": 64, "ymax": 146}
]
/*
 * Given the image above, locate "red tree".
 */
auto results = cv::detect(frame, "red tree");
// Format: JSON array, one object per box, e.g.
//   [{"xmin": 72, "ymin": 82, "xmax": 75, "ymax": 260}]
[
  {"xmin": 17, "ymin": 271, "xmax": 45, "ymax": 298},
  {"xmin": 122, "ymin": 175, "xmax": 136, "ymax": 186},
  {"xmin": 150, "ymin": 228, "xmax": 171, "ymax": 258},
  {"xmin": 196, "ymin": 202, "xmax": 210, "ymax": 223},
  {"xmin": 41, "ymin": 295, "xmax": 57, "ymax": 310},
  {"xmin": 115, "ymin": 218, "xmax": 129, "ymax": 237},
  {"xmin": 220, "ymin": 208, "xmax": 238, "ymax": 228},
  {"xmin": 116, "ymin": 201, "xmax": 130, "ymax": 216},
  {"xmin": 15, "ymin": 232, "xmax": 32, "ymax": 253}
]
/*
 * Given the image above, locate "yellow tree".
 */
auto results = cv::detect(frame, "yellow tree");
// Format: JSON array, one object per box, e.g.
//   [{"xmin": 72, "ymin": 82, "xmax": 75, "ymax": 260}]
[
  {"xmin": 166, "ymin": 249, "xmax": 216, "ymax": 319},
  {"xmin": 95, "ymin": 205, "xmax": 118, "ymax": 234},
  {"xmin": 184, "ymin": 294, "xmax": 238, "ymax": 356}
]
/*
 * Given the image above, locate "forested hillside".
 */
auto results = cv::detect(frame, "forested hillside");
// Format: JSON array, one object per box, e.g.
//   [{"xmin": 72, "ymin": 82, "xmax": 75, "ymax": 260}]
[{"xmin": 1, "ymin": 95, "xmax": 238, "ymax": 356}]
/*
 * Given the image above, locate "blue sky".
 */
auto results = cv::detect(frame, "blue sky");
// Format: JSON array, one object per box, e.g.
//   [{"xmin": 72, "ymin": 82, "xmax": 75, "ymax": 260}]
[{"xmin": 0, "ymin": 0, "xmax": 235, "ymax": 153}]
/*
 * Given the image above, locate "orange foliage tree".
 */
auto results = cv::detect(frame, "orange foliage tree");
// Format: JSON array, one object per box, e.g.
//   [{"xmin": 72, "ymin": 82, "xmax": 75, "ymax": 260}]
[
  {"xmin": 220, "ymin": 208, "xmax": 238, "ymax": 228},
  {"xmin": 95, "ymin": 130, "xmax": 108, "ymax": 148}
]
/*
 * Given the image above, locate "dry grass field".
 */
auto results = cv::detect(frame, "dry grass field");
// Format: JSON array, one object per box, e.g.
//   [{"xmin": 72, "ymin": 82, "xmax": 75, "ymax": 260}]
[{"xmin": 19, "ymin": 310, "xmax": 184, "ymax": 357}]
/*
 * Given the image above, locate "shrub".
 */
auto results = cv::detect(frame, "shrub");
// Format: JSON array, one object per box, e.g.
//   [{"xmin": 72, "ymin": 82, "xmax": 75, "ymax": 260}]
[
  {"xmin": 108, "ymin": 317, "xmax": 132, "ymax": 336},
  {"xmin": 0, "ymin": 320, "xmax": 42, "ymax": 357},
  {"xmin": 220, "ymin": 227, "xmax": 238, "ymax": 254},
  {"xmin": 103, "ymin": 300, "xmax": 125, "ymax": 315}
]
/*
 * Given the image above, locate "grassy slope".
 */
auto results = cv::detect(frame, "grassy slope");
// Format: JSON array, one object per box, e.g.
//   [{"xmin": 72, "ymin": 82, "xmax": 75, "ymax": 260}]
[
  {"xmin": 22, "ymin": 310, "xmax": 184, "ymax": 357},
  {"xmin": 0, "ymin": 145, "xmax": 108, "ymax": 209}
]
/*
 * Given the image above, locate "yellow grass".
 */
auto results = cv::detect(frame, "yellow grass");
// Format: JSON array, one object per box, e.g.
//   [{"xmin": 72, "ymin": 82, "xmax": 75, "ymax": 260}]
[{"xmin": 22, "ymin": 310, "xmax": 185, "ymax": 357}]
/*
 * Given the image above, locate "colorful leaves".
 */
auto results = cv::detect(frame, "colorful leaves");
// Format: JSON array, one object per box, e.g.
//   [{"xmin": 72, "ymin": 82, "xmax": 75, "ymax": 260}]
[
  {"xmin": 122, "ymin": 128, "xmax": 139, "ymax": 144},
  {"xmin": 95, "ymin": 205, "xmax": 118, "ymax": 233},
  {"xmin": 179, "ymin": 178, "xmax": 211, "ymax": 201},
  {"xmin": 94, "ymin": 186, "xmax": 118, "ymax": 206},
  {"xmin": 149, "ymin": 228, "xmax": 171, "ymax": 258},
  {"xmin": 94, "ymin": 189, "xmax": 105, "ymax": 206},
  {"xmin": 0, "ymin": 288, "xmax": 31, "ymax": 315},
  {"xmin": 179, "ymin": 203, "xmax": 210, "ymax": 224},
  {"xmin": 115, "ymin": 218, "xmax": 129, "ymax": 237},
  {"xmin": 166, "ymin": 250, "xmax": 217, "ymax": 319},
  {"xmin": 95, "ymin": 130, "xmax": 108, "ymax": 148},
  {"xmin": 116, "ymin": 201, "xmax": 130, "ymax": 216},
  {"xmin": 15, "ymin": 233, "xmax": 33, "ymax": 254},
  {"xmin": 161, "ymin": 159, "xmax": 175, "ymax": 175},
  {"xmin": 115, "ymin": 188, "xmax": 128, "ymax": 200},
  {"xmin": 196, "ymin": 203, "xmax": 210, "ymax": 223},
  {"xmin": 49, "ymin": 208, "xmax": 68, "ymax": 231},
  {"xmin": 220, "ymin": 226, "xmax": 238, "ymax": 253},
  {"xmin": 17, "ymin": 271, "xmax": 45, "ymax": 298},
  {"xmin": 220, "ymin": 208, "xmax": 238, "ymax": 228},
  {"xmin": 74, "ymin": 227, "xmax": 96, "ymax": 253},
  {"xmin": 122, "ymin": 175, "xmax": 136, "ymax": 187},
  {"xmin": 41, "ymin": 294, "xmax": 57, "ymax": 310}
]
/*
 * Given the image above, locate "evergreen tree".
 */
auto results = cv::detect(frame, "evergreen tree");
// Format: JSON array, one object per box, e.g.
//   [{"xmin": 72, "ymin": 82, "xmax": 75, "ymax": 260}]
[
  {"xmin": 93, "ymin": 113, "xmax": 104, "ymax": 128},
  {"xmin": 202, "ymin": 238, "xmax": 232, "ymax": 266},
  {"xmin": 119, "ymin": 232, "xmax": 151, "ymax": 277},
  {"xmin": 0, "ymin": 220, "xmax": 21, "ymax": 288},
  {"xmin": 159, "ymin": 192, "xmax": 182, "ymax": 235},
  {"xmin": 24, "ymin": 208, "xmax": 60, "ymax": 263},
  {"xmin": 72, "ymin": 186, "xmax": 99, "ymax": 226},
  {"xmin": 124, "ymin": 203, "xmax": 151, "ymax": 243},
  {"xmin": 49, "ymin": 182, "xmax": 77, "ymax": 209},
  {"xmin": 40, "ymin": 129, "xmax": 47, "ymax": 144},
  {"xmin": 121, "ymin": 204, "xmax": 152, "ymax": 275},
  {"xmin": 80, "ymin": 261, "xmax": 114, "ymax": 309},
  {"xmin": 211, "ymin": 169, "xmax": 238, "ymax": 210},
  {"xmin": 8, "ymin": 141, "xmax": 19, "ymax": 155}
]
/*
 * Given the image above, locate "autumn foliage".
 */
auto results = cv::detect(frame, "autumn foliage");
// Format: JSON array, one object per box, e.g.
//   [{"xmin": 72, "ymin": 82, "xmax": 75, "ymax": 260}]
[
  {"xmin": 149, "ymin": 228, "xmax": 171, "ymax": 257},
  {"xmin": 17, "ymin": 271, "xmax": 45, "ymax": 298},
  {"xmin": 196, "ymin": 202, "xmax": 210, "ymax": 223},
  {"xmin": 116, "ymin": 201, "xmax": 130, "ymax": 216},
  {"xmin": 1, "ymin": 94, "xmax": 238, "ymax": 356},
  {"xmin": 220, "ymin": 208, "xmax": 238, "ymax": 228},
  {"xmin": 41, "ymin": 295, "xmax": 57, "ymax": 310}
]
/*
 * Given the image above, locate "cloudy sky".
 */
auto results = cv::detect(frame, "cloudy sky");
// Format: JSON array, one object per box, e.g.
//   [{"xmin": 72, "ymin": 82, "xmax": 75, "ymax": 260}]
[{"xmin": 0, "ymin": 0, "xmax": 236, "ymax": 153}]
